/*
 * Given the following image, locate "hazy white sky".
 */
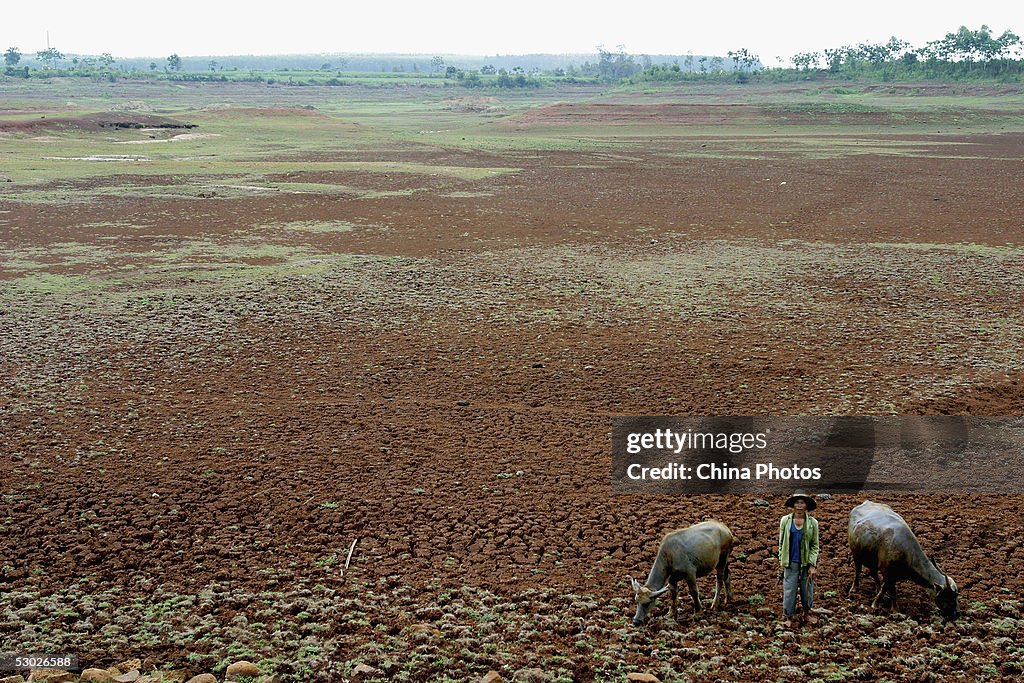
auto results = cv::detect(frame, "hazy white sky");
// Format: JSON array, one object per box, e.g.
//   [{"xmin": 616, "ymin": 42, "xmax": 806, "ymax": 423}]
[{"xmin": 2, "ymin": 0, "xmax": 1020, "ymax": 61}]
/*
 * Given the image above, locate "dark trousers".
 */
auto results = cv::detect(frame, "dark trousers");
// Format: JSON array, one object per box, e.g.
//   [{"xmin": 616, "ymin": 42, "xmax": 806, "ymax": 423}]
[{"xmin": 783, "ymin": 561, "xmax": 813, "ymax": 616}]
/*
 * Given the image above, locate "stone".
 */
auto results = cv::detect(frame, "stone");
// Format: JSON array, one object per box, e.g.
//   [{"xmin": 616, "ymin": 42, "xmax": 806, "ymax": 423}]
[
  {"xmin": 80, "ymin": 671, "xmax": 114, "ymax": 683},
  {"xmin": 409, "ymin": 623, "xmax": 441, "ymax": 639},
  {"xmin": 156, "ymin": 673, "xmax": 192, "ymax": 683},
  {"xmin": 753, "ymin": 498, "xmax": 770, "ymax": 507},
  {"xmin": 185, "ymin": 676, "xmax": 217, "ymax": 683},
  {"xmin": 479, "ymin": 672, "xmax": 503, "ymax": 683},
  {"xmin": 112, "ymin": 661, "xmax": 141, "ymax": 676},
  {"xmin": 511, "ymin": 669, "xmax": 547, "ymax": 683},
  {"xmin": 351, "ymin": 664, "xmax": 380, "ymax": 680},
  {"xmin": 627, "ymin": 675, "xmax": 661, "ymax": 683},
  {"xmin": 225, "ymin": 661, "xmax": 261, "ymax": 680},
  {"xmin": 0, "ymin": 675, "xmax": 25, "ymax": 683},
  {"xmin": 26, "ymin": 671, "xmax": 75, "ymax": 683},
  {"xmin": 112, "ymin": 671, "xmax": 140, "ymax": 683}
]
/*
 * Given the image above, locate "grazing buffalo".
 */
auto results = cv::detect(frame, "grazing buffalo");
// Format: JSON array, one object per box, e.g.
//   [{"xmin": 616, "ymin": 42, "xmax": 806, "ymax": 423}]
[
  {"xmin": 630, "ymin": 520, "xmax": 734, "ymax": 626},
  {"xmin": 848, "ymin": 501, "xmax": 960, "ymax": 621}
]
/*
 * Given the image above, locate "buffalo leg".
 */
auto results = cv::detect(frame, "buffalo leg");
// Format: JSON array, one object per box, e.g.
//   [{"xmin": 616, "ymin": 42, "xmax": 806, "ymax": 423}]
[
  {"xmin": 872, "ymin": 577, "xmax": 896, "ymax": 609},
  {"xmin": 711, "ymin": 560, "xmax": 727, "ymax": 610},
  {"xmin": 849, "ymin": 561, "xmax": 861, "ymax": 597},
  {"xmin": 871, "ymin": 579, "xmax": 886, "ymax": 609},
  {"xmin": 670, "ymin": 581, "xmax": 679, "ymax": 621},
  {"xmin": 686, "ymin": 576, "xmax": 702, "ymax": 614}
]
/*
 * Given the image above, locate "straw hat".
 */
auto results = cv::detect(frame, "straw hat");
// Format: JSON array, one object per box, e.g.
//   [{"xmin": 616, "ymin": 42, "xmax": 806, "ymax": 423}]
[{"xmin": 784, "ymin": 490, "xmax": 817, "ymax": 511}]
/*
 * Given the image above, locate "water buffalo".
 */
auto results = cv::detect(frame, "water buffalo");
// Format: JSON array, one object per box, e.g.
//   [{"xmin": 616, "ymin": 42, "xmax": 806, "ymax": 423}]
[
  {"xmin": 629, "ymin": 520, "xmax": 734, "ymax": 626},
  {"xmin": 848, "ymin": 500, "xmax": 960, "ymax": 621}
]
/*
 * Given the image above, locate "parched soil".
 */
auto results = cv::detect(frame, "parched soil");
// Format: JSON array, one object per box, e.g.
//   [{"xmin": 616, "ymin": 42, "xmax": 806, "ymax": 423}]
[
  {"xmin": 199, "ymin": 106, "xmax": 330, "ymax": 118},
  {"xmin": 2, "ymin": 89, "xmax": 1024, "ymax": 682},
  {"xmin": 0, "ymin": 112, "xmax": 196, "ymax": 134},
  {"xmin": 510, "ymin": 100, "xmax": 1024, "ymax": 127}
]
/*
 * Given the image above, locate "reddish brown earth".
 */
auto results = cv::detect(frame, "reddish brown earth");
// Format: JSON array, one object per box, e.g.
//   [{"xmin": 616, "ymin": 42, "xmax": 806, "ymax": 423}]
[
  {"xmin": 0, "ymin": 112, "xmax": 196, "ymax": 133},
  {"xmin": 1, "ymin": 95, "xmax": 1023, "ymax": 682}
]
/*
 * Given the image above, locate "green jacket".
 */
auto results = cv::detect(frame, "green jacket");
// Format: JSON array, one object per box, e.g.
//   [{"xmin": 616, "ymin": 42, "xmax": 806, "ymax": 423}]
[{"xmin": 778, "ymin": 513, "xmax": 820, "ymax": 568}]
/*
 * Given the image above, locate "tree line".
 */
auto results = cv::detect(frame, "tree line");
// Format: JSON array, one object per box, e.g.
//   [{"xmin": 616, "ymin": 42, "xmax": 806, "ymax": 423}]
[
  {"xmin": 5, "ymin": 25, "xmax": 1023, "ymax": 87},
  {"xmin": 632, "ymin": 25, "xmax": 1023, "ymax": 83}
]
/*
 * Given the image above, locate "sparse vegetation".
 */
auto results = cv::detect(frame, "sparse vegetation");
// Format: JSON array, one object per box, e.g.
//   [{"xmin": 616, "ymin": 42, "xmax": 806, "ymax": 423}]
[{"xmin": 1, "ymin": 56, "xmax": 1022, "ymax": 683}]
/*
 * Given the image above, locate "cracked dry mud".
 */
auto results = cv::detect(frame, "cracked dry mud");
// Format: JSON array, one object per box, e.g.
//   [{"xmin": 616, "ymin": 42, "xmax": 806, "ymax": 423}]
[{"xmin": 2, "ymin": 87, "xmax": 1024, "ymax": 682}]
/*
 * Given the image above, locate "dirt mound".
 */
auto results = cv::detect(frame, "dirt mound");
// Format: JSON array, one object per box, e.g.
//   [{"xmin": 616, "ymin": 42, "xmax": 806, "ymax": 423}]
[
  {"xmin": 512, "ymin": 102, "xmax": 911, "ymax": 127},
  {"xmin": 863, "ymin": 83, "xmax": 1024, "ymax": 97},
  {"xmin": 110, "ymin": 100, "xmax": 154, "ymax": 112},
  {"xmin": 906, "ymin": 374, "xmax": 1024, "ymax": 415},
  {"xmin": 440, "ymin": 96, "xmax": 502, "ymax": 113},
  {"xmin": 202, "ymin": 105, "xmax": 327, "ymax": 118},
  {"xmin": 0, "ymin": 112, "xmax": 196, "ymax": 133},
  {"xmin": 514, "ymin": 102, "xmax": 754, "ymax": 125}
]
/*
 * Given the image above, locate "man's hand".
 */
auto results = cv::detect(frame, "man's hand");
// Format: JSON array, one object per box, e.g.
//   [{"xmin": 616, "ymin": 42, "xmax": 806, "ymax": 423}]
[{"xmin": 808, "ymin": 566, "xmax": 817, "ymax": 578}]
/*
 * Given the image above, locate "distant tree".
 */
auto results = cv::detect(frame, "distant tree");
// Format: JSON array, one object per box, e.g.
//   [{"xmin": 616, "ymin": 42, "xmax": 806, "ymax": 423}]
[
  {"xmin": 166, "ymin": 53, "xmax": 182, "ymax": 71},
  {"xmin": 4, "ymin": 46, "xmax": 21, "ymax": 66},
  {"xmin": 683, "ymin": 53, "xmax": 694, "ymax": 72},
  {"xmin": 970, "ymin": 26, "xmax": 1020, "ymax": 61},
  {"xmin": 851, "ymin": 37, "xmax": 909, "ymax": 65},
  {"xmin": 992, "ymin": 29, "xmax": 1022, "ymax": 59},
  {"xmin": 445, "ymin": 65, "xmax": 459, "ymax": 78},
  {"xmin": 209, "ymin": 60, "xmax": 219, "ymax": 71},
  {"xmin": 823, "ymin": 47, "xmax": 845, "ymax": 72},
  {"xmin": 36, "ymin": 47, "xmax": 64, "ymax": 69},
  {"xmin": 480, "ymin": 64, "xmax": 496, "ymax": 74},
  {"xmin": 431, "ymin": 55, "xmax": 444, "ymax": 72},
  {"xmin": 320, "ymin": 62, "xmax": 332, "ymax": 70},
  {"xmin": 791, "ymin": 51, "xmax": 821, "ymax": 70},
  {"xmin": 727, "ymin": 48, "xmax": 760, "ymax": 71},
  {"xmin": 596, "ymin": 44, "xmax": 640, "ymax": 80},
  {"xmin": 923, "ymin": 25, "xmax": 1019, "ymax": 63},
  {"xmin": 99, "ymin": 53, "xmax": 115, "ymax": 69},
  {"xmin": 149, "ymin": 61, "xmax": 158, "ymax": 71}
]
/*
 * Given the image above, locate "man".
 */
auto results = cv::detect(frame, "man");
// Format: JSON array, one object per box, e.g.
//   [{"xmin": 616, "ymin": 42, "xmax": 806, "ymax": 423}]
[{"xmin": 778, "ymin": 490, "xmax": 820, "ymax": 628}]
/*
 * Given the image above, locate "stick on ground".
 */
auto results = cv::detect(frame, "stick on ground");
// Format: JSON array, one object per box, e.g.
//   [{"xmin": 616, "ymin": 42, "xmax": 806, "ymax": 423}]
[{"xmin": 345, "ymin": 538, "xmax": 358, "ymax": 571}]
